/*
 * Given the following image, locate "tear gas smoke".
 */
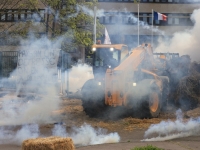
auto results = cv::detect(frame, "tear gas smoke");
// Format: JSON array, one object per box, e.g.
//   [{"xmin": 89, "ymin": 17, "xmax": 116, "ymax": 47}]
[
  {"xmin": 155, "ymin": 9, "xmax": 200, "ymax": 61},
  {"xmin": 77, "ymin": 6, "xmax": 164, "ymax": 36},
  {"xmin": 68, "ymin": 64, "xmax": 93, "ymax": 92},
  {"xmin": 0, "ymin": 35, "xmax": 62, "ymax": 125},
  {"xmin": 142, "ymin": 109, "xmax": 200, "ymax": 141},
  {"xmin": 126, "ymin": 13, "xmax": 164, "ymax": 35},
  {"xmin": 52, "ymin": 123, "xmax": 120, "ymax": 146},
  {"xmin": 0, "ymin": 124, "xmax": 39, "ymax": 145},
  {"xmin": 0, "ymin": 123, "xmax": 120, "ymax": 146},
  {"xmin": 78, "ymin": 5, "xmax": 105, "ymax": 17}
]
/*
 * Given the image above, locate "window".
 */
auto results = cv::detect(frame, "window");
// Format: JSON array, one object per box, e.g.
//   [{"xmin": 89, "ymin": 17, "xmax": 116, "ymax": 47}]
[
  {"xmin": 27, "ymin": 10, "xmax": 32, "ymax": 19},
  {"xmin": 105, "ymin": 16, "xmax": 110, "ymax": 24},
  {"xmin": 40, "ymin": 9, "xmax": 45, "ymax": 21},
  {"xmin": 118, "ymin": 15, "xmax": 122, "ymax": 24},
  {"xmin": 20, "ymin": 10, "xmax": 25, "ymax": 20},
  {"xmin": 168, "ymin": 0, "xmax": 173, "ymax": 2},
  {"xmin": 1, "ymin": 13, "xmax": 5, "ymax": 21},
  {"xmin": 174, "ymin": 18, "xmax": 179, "ymax": 24},
  {"xmin": 143, "ymin": 14, "xmax": 147, "ymax": 23},
  {"xmin": 0, "ymin": 9, "xmax": 45, "ymax": 22},
  {"xmin": 111, "ymin": 16, "xmax": 117, "ymax": 23},
  {"xmin": 128, "ymin": 17, "xmax": 134, "ymax": 24},
  {"xmin": 149, "ymin": 14, "xmax": 152, "ymax": 24},
  {"xmin": 168, "ymin": 14, "xmax": 173, "ymax": 24},
  {"xmin": 14, "ymin": 11, "xmax": 18, "ymax": 21},
  {"xmin": 155, "ymin": 0, "xmax": 160, "ymax": 2},
  {"xmin": 123, "ymin": 16, "xmax": 129, "ymax": 24},
  {"xmin": 100, "ymin": 12, "xmax": 192, "ymax": 26},
  {"xmin": 155, "ymin": 20, "xmax": 160, "ymax": 24},
  {"xmin": 99, "ymin": 16, "xmax": 104, "ymax": 23},
  {"xmin": 7, "ymin": 10, "xmax": 13, "ymax": 21}
]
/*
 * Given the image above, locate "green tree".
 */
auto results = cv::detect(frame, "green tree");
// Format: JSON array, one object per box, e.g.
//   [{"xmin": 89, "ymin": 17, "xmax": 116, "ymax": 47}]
[
  {"xmin": 0, "ymin": 0, "xmax": 103, "ymax": 50},
  {"xmin": 40, "ymin": 0, "xmax": 103, "ymax": 52}
]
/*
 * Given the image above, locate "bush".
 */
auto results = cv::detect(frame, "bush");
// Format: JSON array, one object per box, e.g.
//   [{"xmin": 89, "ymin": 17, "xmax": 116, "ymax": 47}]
[{"xmin": 131, "ymin": 145, "xmax": 164, "ymax": 150}]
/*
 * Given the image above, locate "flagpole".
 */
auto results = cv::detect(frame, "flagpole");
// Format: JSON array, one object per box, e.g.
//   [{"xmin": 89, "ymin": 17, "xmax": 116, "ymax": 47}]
[
  {"xmin": 152, "ymin": 9, "xmax": 154, "ymax": 48},
  {"xmin": 93, "ymin": 6, "xmax": 97, "ymax": 44},
  {"xmin": 138, "ymin": 3, "xmax": 139, "ymax": 46}
]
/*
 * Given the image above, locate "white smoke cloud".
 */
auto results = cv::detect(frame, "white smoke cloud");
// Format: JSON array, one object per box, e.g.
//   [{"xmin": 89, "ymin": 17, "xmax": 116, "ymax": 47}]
[
  {"xmin": 0, "ymin": 124, "xmax": 39, "ymax": 145},
  {"xmin": 52, "ymin": 123, "xmax": 120, "ymax": 146},
  {"xmin": 76, "ymin": 5, "xmax": 164, "ymax": 36},
  {"xmin": 68, "ymin": 64, "xmax": 93, "ymax": 93},
  {"xmin": 142, "ymin": 109, "xmax": 200, "ymax": 141},
  {"xmin": 0, "ymin": 123, "xmax": 120, "ymax": 146},
  {"xmin": 154, "ymin": 9, "xmax": 200, "ymax": 61},
  {"xmin": 78, "ymin": 5, "xmax": 105, "ymax": 17},
  {"xmin": 0, "ymin": 35, "xmax": 62, "ymax": 125},
  {"xmin": 52, "ymin": 123, "xmax": 67, "ymax": 137},
  {"xmin": 126, "ymin": 13, "xmax": 164, "ymax": 35}
]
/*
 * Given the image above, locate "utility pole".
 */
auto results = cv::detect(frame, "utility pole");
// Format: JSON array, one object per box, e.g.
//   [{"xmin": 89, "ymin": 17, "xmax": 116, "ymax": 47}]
[{"xmin": 46, "ymin": 7, "xmax": 50, "ymax": 36}]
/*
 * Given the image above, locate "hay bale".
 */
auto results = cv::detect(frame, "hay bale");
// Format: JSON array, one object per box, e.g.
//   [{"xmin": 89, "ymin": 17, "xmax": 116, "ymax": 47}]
[{"xmin": 22, "ymin": 136, "xmax": 75, "ymax": 150}]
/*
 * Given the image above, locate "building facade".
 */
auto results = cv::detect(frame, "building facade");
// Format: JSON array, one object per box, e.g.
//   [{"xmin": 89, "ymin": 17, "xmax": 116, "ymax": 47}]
[
  {"xmin": 0, "ymin": 1, "xmax": 46, "ymax": 51},
  {"xmin": 97, "ymin": 0, "xmax": 200, "ymax": 48}
]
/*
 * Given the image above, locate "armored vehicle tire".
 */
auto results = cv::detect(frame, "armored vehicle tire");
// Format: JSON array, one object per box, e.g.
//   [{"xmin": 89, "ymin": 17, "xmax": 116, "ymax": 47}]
[
  {"xmin": 148, "ymin": 90, "xmax": 162, "ymax": 118},
  {"xmin": 81, "ymin": 79, "xmax": 107, "ymax": 118},
  {"xmin": 133, "ymin": 91, "xmax": 161, "ymax": 119},
  {"xmin": 131, "ymin": 79, "xmax": 162, "ymax": 119}
]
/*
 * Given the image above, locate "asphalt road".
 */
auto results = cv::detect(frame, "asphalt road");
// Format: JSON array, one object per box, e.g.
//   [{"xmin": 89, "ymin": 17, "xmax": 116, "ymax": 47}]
[
  {"xmin": 0, "ymin": 129, "xmax": 200, "ymax": 150},
  {"xmin": 76, "ymin": 129, "xmax": 200, "ymax": 150},
  {"xmin": 0, "ymin": 91, "xmax": 200, "ymax": 150}
]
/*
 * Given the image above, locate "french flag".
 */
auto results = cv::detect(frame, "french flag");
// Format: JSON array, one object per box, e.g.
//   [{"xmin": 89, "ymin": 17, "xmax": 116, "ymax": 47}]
[{"xmin": 154, "ymin": 11, "xmax": 167, "ymax": 21}]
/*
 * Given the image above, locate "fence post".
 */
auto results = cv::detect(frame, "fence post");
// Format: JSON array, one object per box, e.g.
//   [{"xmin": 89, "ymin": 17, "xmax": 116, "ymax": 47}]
[
  {"xmin": 66, "ymin": 53, "xmax": 69, "ymax": 95},
  {"xmin": 0, "ymin": 52, "xmax": 2, "ymax": 79}
]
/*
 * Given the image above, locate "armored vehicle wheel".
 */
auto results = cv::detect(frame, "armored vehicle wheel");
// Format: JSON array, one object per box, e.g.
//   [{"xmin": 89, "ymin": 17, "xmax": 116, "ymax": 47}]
[
  {"xmin": 148, "ymin": 90, "xmax": 162, "ymax": 118},
  {"xmin": 130, "ymin": 79, "xmax": 162, "ymax": 118},
  {"xmin": 81, "ymin": 79, "xmax": 107, "ymax": 118}
]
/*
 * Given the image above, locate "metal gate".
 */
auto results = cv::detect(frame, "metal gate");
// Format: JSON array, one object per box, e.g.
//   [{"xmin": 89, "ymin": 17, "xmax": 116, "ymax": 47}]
[
  {"xmin": 0, "ymin": 50, "xmax": 71, "ymax": 91},
  {"xmin": 0, "ymin": 51, "xmax": 18, "ymax": 78}
]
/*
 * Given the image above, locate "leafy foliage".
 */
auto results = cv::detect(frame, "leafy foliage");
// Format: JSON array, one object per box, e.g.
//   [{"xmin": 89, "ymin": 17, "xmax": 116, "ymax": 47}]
[
  {"xmin": 40, "ymin": 0, "xmax": 103, "ymax": 52},
  {"xmin": 1, "ymin": 0, "xmax": 103, "ymax": 51}
]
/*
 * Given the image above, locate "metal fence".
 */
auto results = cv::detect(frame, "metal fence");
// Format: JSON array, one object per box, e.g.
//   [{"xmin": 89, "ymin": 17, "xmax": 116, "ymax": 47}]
[
  {"xmin": 0, "ymin": 50, "xmax": 71, "ymax": 78},
  {"xmin": 0, "ymin": 51, "xmax": 18, "ymax": 78}
]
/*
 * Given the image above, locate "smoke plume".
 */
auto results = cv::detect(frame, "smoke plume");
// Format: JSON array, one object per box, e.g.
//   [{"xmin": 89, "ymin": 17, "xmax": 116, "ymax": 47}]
[
  {"xmin": 0, "ymin": 123, "xmax": 120, "ymax": 146},
  {"xmin": 142, "ymin": 109, "xmax": 200, "ymax": 141},
  {"xmin": 52, "ymin": 123, "xmax": 120, "ymax": 146},
  {"xmin": 68, "ymin": 64, "xmax": 93, "ymax": 92},
  {"xmin": 78, "ymin": 5, "xmax": 105, "ymax": 17},
  {"xmin": 0, "ymin": 124, "xmax": 39, "ymax": 145},
  {"xmin": 155, "ymin": 9, "xmax": 200, "ymax": 61},
  {"xmin": 0, "ymin": 35, "xmax": 62, "ymax": 125}
]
